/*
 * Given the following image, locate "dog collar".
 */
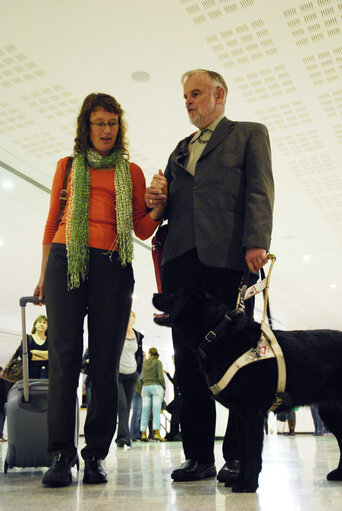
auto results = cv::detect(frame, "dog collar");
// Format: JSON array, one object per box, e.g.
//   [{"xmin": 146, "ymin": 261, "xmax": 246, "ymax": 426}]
[{"xmin": 199, "ymin": 313, "xmax": 233, "ymax": 359}]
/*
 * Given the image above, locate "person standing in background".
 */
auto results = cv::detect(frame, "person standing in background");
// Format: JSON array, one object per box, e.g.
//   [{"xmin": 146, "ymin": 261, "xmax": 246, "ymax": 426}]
[
  {"xmin": 81, "ymin": 348, "xmax": 91, "ymax": 407},
  {"xmin": 140, "ymin": 348, "xmax": 166, "ymax": 442},
  {"xmin": 310, "ymin": 404, "xmax": 325, "ymax": 436},
  {"xmin": 164, "ymin": 356, "xmax": 182, "ymax": 441},
  {"xmin": 130, "ymin": 352, "xmax": 146, "ymax": 441},
  {"xmin": 116, "ymin": 311, "xmax": 143, "ymax": 447},
  {"xmin": 0, "ymin": 367, "xmax": 9, "ymax": 442}
]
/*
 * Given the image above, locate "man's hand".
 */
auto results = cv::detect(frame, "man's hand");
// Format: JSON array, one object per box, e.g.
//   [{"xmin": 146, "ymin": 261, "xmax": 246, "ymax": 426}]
[
  {"xmin": 145, "ymin": 169, "xmax": 168, "ymax": 209},
  {"xmin": 245, "ymin": 248, "xmax": 268, "ymax": 273}
]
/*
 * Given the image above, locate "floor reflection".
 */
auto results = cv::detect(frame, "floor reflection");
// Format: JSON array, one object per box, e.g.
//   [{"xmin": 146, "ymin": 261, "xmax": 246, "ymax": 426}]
[{"xmin": 1, "ymin": 434, "xmax": 342, "ymax": 510}]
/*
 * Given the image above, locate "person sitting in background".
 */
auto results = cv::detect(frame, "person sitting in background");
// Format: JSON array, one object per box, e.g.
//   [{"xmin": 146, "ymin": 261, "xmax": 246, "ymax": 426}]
[
  {"xmin": 116, "ymin": 311, "xmax": 143, "ymax": 448},
  {"xmin": 140, "ymin": 348, "xmax": 166, "ymax": 442},
  {"xmin": 19, "ymin": 315, "xmax": 48, "ymax": 379}
]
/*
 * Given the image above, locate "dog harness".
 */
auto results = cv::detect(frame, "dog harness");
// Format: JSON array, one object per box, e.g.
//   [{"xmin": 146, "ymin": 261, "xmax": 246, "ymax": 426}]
[
  {"xmin": 208, "ymin": 255, "xmax": 288, "ymax": 412},
  {"xmin": 209, "ymin": 322, "xmax": 286, "ymax": 410}
]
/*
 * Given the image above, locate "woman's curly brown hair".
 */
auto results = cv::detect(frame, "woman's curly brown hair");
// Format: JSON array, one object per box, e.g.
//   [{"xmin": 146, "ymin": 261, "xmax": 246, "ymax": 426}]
[{"xmin": 73, "ymin": 93, "xmax": 129, "ymax": 158}]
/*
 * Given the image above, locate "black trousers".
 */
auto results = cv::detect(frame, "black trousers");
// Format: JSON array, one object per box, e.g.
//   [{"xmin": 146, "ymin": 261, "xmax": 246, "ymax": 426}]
[
  {"xmin": 162, "ymin": 248, "xmax": 256, "ymax": 464},
  {"xmin": 116, "ymin": 371, "xmax": 139, "ymax": 443},
  {"xmin": 44, "ymin": 243, "xmax": 134, "ymax": 460}
]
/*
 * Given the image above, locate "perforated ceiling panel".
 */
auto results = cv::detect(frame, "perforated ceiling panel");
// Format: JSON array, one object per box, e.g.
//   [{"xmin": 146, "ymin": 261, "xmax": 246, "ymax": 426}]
[
  {"xmin": 283, "ymin": 2, "xmax": 341, "ymax": 46},
  {"xmin": 0, "ymin": 44, "xmax": 46, "ymax": 87},
  {"xmin": 14, "ymin": 131, "xmax": 70, "ymax": 159},
  {"xmin": 0, "ymin": 0, "xmax": 342, "ymax": 342},
  {"xmin": 233, "ymin": 65, "xmax": 296, "ymax": 103},
  {"xmin": 0, "ymin": 102, "xmax": 34, "ymax": 134},
  {"xmin": 20, "ymin": 85, "xmax": 79, "ymax": 120}
]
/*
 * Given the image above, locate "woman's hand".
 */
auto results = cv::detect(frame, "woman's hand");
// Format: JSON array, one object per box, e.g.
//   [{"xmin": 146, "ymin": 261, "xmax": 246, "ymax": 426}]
[
  {"xmin": 33, "ymin": 244, "xmax": 51, "ymax": 304},
  {"xmin": 33, "ymin": 274, "xmax": 45, "ymax": 305}
]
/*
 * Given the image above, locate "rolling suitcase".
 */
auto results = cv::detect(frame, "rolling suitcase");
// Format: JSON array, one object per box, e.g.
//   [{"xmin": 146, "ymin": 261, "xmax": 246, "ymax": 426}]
[{"xmin": 4, "ymin": 296, "xmax": 79, "ymax": 473}]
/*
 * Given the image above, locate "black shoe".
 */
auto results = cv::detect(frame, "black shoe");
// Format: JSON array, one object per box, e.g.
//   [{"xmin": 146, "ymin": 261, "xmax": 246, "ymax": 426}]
[
  {"xmin": 116, "ymin": 439, "xmax": 131, "ymax": 448},
  {"xmin": 217, "ymin": 460, "xmax": 240, "ymax": 483},
  {"xmin": 166, "ymin": 432, "xmax": 182, "ymax": 441},
  {"xmin": 83, "ymin": 457, "xmax": 108, "ymax": 484},
  {"xmin": 171, "ymin": 459, "xmax": 216, "ymax": 481},
  {"xmin": 42, "ymin": 453, "xmax": 77, "ymax": 487}
]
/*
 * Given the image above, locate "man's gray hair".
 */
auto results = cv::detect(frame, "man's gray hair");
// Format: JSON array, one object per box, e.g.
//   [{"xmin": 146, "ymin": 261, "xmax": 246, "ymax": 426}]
[{"xmin": 181, "ymin": 69, "xmax": 228, "ymax": 100}]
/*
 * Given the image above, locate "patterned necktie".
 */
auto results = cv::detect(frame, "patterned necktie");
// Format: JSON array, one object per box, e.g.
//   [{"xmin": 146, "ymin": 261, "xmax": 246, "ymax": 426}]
[{"xmin": 197, "ymin": 129, "xmax": 209, "ymax": 144}]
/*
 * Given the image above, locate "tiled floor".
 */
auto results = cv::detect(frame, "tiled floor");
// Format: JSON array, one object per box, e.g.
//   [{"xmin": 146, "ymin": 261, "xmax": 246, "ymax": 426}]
[{"xmin": 1, "ymin": 434, "xmax": 342, "ymax": 511}]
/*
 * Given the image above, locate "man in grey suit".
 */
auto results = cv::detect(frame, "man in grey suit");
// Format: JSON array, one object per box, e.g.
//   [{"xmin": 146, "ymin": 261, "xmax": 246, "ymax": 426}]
[{"xmin": 146, "ymin": 69, "xmax": 274, "ymax": 483}]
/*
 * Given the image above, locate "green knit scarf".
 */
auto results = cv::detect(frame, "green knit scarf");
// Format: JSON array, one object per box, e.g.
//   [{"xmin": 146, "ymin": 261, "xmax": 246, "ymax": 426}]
[{"xmin": 66, "ymin": 148, "xmax": 133, "ymax": 290}]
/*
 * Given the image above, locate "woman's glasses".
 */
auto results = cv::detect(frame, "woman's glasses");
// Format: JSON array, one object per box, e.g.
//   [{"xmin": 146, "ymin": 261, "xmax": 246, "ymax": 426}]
[{"xmin": 90, "ymin": 121, "xmax": 118, "ymax": 128}]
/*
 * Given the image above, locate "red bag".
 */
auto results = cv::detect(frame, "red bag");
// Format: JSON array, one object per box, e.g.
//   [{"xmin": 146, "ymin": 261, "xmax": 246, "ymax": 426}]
[{"xmin": 151, "ymin": 224, "xmax": 168, "ymax": 292}]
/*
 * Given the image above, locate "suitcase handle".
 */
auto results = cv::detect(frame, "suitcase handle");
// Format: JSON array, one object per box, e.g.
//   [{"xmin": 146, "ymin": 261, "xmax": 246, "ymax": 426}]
[{"xmin": 19, "ymin": 296, "xmax": 44, "ymax": 307}]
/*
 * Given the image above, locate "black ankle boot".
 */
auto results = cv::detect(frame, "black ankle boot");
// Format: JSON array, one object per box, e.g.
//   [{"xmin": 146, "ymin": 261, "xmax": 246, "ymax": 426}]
[
  {"xmin": 42, "ymin": 453, "xmax": 77, "ymax": 487},
  {"xmin": 83, "ymin": 457, "xmax": 108, "ymax": 484}
]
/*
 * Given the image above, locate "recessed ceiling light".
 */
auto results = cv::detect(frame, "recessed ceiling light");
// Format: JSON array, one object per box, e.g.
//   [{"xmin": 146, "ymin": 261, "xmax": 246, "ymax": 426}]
[
  {"xmin": 0, "ymin": 239, "xmax": 4, "ymax": 246},
  {"xmin": 303, "ymin": 255, "xmax": 311, "ymax": 262},
  {"xmin": 330, "ymin": 284, "xmax": 337, "ymax": 289},
  {"xmin": 2, "ymin": 180, "xmax": 13, "ymax": 189},
  {"xmin": 131, "ymin": 71, "xmax": 151, "ymax": 83}
]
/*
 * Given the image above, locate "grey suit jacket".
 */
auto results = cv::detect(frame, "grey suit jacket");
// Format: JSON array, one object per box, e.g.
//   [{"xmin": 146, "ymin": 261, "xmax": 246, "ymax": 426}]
[{"xmin": 162, "ymin": 117, "xmax": 274, "ymax": 272}]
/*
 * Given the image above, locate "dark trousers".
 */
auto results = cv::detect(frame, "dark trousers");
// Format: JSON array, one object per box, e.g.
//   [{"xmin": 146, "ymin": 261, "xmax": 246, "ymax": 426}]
[
  {"xmin": 0, "ymin": 411, "xmax": 5, "ymax": 438},
  {"xmin": 44, "ymin": 243, "xmax": 134, "ymax": 460},
  {"xmin": 168, "ymin": 394, "xmax": 181, "ymax": 438},
  {"xmin": 130, "ymin": 391, "xmax": 142, "ymax": 440},
  {"xmin": 116, "ymin": 371, "xmax": 139, "ymax": 443},
  {"xmin": 162, "ymin": 248, "xmax": 256, "ymax": 464},
  {"xmin": 311, "ymin": 405, "xmax": 325, "ymax": 435}
]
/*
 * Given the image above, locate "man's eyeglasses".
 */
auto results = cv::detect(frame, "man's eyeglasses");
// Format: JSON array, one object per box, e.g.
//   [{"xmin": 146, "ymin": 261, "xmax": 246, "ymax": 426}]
[{"xmin": 90, "ymin": 121, "xmax": 118, "ymax": 128}]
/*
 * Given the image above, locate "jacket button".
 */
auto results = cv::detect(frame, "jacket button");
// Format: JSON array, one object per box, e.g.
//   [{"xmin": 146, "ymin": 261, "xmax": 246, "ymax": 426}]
[{"xmin": 193, "ymin": 185, "xmax": 199, "ymax": 191}]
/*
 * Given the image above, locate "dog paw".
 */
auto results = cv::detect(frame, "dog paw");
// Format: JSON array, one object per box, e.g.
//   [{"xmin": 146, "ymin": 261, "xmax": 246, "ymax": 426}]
[
  {"xmin": 327, "ymin": 468, "xmax": 342, "ymax": 481},
  {"xmin": 231, "ymin": 481, "xmax": 258, "ymax": 493},
  {"xmin": 223, "ymin": 474, "xmax": 238, "ymax": 487}
]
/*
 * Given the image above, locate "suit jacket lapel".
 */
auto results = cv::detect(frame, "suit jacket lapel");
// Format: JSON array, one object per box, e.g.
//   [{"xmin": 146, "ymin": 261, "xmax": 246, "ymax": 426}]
[
  {"xmin": 174, "ymin": 134, "xmax": 192, "ymax": 167},
  {"xmin": 199, "ymin": 117, "xmax": 236, "ymax": 160}
]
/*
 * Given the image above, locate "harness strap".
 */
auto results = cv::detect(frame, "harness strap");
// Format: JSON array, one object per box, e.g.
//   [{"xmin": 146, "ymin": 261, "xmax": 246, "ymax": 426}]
[
  {"xmin": 210, "ymin": 335, "xmax": 276, "ymax": 395},
  {"xmin": 209, "ymin": 322, "xmax": 287, "ymax": 412},
  {"xmin": 261, "ymin": 321, "xmax": 287, "ymax": 411}
]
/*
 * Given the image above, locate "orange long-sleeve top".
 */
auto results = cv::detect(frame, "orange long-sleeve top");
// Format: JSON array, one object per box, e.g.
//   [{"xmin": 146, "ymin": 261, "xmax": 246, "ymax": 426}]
[{"xmin": 43, "ymin": 156, "xmax": 159, "ymax": 250}]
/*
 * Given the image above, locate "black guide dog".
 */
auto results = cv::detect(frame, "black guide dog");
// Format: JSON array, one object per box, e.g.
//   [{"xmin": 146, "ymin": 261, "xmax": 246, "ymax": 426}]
[{"xmin": 153, "ymin": 289, "xmax": 342, "ymax": 493}]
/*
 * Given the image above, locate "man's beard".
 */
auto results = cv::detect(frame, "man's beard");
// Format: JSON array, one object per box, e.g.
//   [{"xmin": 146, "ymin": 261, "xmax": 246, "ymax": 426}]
[{"xmin": 188, "ymin": 111, "xmax": 203, "ymax": 129}]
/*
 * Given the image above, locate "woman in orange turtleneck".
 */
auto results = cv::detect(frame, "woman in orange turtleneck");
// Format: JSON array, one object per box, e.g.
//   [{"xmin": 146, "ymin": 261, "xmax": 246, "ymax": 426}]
[{"xmin": 34, "ymin": 93, "xmax": 164, "ymax": 488}]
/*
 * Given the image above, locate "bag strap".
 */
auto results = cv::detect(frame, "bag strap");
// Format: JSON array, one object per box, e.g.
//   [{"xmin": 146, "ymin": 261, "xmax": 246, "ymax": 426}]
[{"xmin": 57, "ymin": 156, "xmax": 73, "ymax": 223}]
